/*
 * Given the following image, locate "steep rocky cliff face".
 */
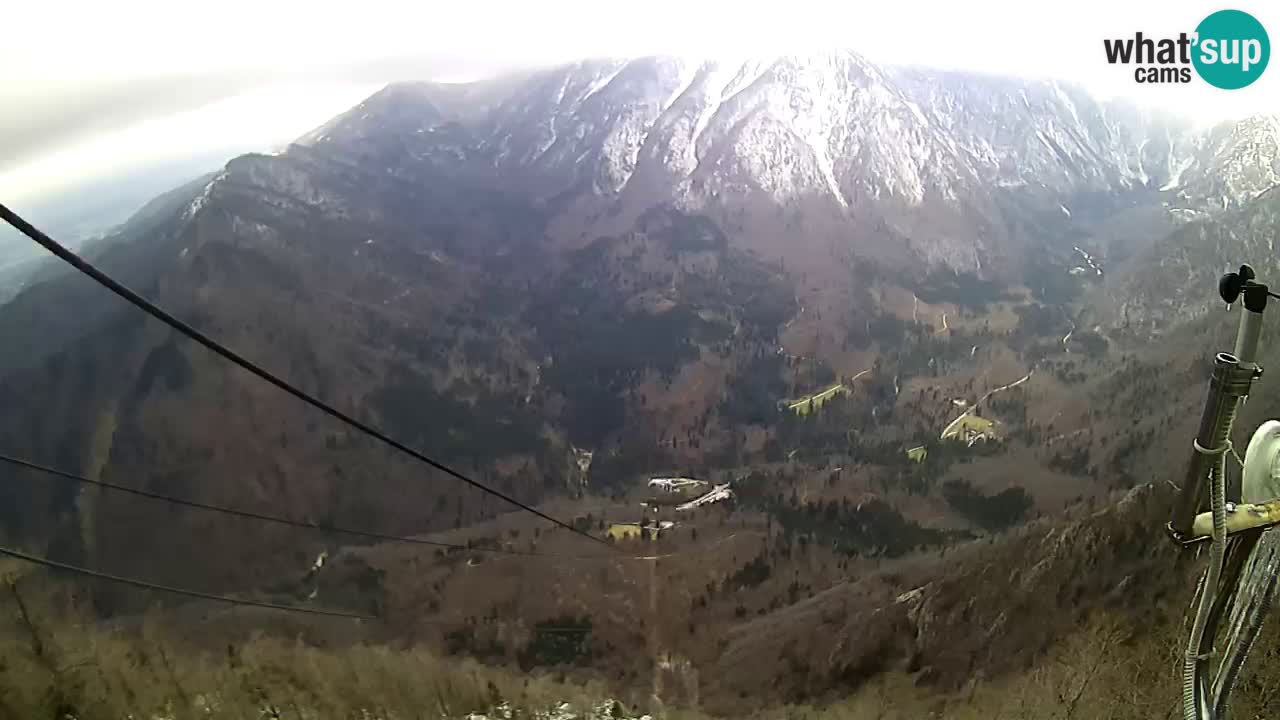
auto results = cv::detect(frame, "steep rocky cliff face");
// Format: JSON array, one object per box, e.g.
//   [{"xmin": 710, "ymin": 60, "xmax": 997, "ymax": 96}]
[
  {"xmin": 1167, "ymin": 114, "xmax": 1280, "ymax": 214},
  {"xmin": 287, "ymin": 56, "xmax": 1280, "ymax": 297}
]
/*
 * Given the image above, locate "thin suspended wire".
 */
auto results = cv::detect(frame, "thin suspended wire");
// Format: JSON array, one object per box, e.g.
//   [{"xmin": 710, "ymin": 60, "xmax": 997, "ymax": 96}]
[
  {"xmin": 0, "ymin": 451, "xmax": 695, "ymax": 563},
  {"xmin": 0, "ymin": 545, "xmax": 372, "ymax": 619},
  {"xmin": 0, "ymin": 452, "xmax": 542, "ymax": 556},
  {"xmin": 0, "ymin": 202, "xmax": 614, "ymax": 552}
]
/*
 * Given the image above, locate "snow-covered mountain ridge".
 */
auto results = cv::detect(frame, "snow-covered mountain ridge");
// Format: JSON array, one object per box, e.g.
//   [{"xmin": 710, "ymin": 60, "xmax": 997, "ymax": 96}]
[{"xmin": 288, "ymin": 52, "xmax": 1276, "ymax": 276}]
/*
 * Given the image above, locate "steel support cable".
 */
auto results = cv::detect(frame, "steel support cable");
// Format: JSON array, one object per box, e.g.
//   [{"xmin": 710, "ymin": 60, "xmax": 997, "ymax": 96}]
[
  {"xmin": 0, "ymin": 452, "xmax": 544, "ymax": 556},
  {"xmin": 0, "ymin": 545, "xmax": 613, "ymax": 630},
  {"xmin": 0, "ymin": 451, "xmax": 704, "ymax": 563},
  {"xmin": 0, "ymin": 202, "xmax": 614, "ymax": 552},
  {"xmin": 0, "ymin": 545, "xmax": 371, "ymax": 619}
]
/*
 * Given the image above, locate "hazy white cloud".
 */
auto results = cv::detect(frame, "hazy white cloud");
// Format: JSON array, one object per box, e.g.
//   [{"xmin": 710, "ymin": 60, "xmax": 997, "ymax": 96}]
[
  {"xmin": 0, "ymin": 82, "xmax": 380, "ymax": 204},
  {"xmin": 2, "ymin": 0, "xmax": 1278, "ymax": 203}
]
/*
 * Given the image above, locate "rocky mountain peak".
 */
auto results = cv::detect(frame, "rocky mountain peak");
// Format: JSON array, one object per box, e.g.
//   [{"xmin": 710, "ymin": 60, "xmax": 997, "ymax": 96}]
[{"xmin": 1170, "ymin": 113, "xmax": 1280, "ymax": 212}]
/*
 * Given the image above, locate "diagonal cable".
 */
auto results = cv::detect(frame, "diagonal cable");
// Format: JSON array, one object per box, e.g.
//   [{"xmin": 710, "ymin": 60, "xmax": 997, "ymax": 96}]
[
  {"xmin": 0, "ymin": 452, "xmax": 544, "ymax": 556},
  {"xmin": 0, "ymin": 203, "xmax": 613, "ymax": 551},
  {"xmin": 0, "ymin": 545, "xmax": 371, "ymax": 619}
]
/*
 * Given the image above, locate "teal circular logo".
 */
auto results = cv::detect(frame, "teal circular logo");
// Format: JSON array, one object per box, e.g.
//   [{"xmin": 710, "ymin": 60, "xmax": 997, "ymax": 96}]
[{"xmin": 1193, "ymin": 10, "xmax": 1270, "ymax": 89}]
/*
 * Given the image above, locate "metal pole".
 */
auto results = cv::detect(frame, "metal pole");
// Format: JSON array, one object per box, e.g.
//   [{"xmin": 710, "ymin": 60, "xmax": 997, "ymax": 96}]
[
  {"xmin": 1171, "ymin": 353, "xmax": 1250, "ymax": 537},
  {"xmin": 1171, "ymin": 286, "xmax": 1266, "ymax": 539},
  {"xmin": 1234, "ymin": 304, "xmax": 1264, "ymax": 370},
  {"xmin": 1174, "ymin": 280, "xmax": 1269, "ymax": 720}
]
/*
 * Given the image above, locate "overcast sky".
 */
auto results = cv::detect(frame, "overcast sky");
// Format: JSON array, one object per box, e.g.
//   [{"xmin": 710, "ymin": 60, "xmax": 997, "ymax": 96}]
[{"xmin": 2, "ymin": 0, "xmax": 1277, "ymax": 205}]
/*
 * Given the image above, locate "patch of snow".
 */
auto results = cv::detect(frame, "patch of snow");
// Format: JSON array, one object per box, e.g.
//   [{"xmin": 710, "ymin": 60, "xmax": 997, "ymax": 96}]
[
  {"xmin": 553, "ymin": 72, "xmax": 571, "ymax": 107},
  {"xmin": 1161, "ymin": 155, "xmax": 1195, "ymax": 191},
  {"xmin": 661, "ymin": 64, "xmax": 699, "ymax": 114},
  {"xmin": 182, "ymin": 172, "xmax": 225, "ymax": 221},
  {"xmin": 598, "ymin": 117, "xmax": 650, "ymax": 192},
  {"xmin": 905, "ymin": 99, "xmax": 929, "ymax": 127},
  {"xmin": 895, "ymin": 586, "xmax": 925, "ymax": 604},
  {"xmin": 581, "ymin": 63, "xmax": 627, "ymax": 103},
  {"xmin": 1051, "ymin": 82, "xmax": 1082, "ymax": 128},
  {"xmin": 676, "ymin": 484, "xmax": 734, "ymax": 511},
  {"xmin": 804, "ymin": 135, "xmax": 848, "ymax": 208},
  {"xmin": 721, "ymin": 58, "xmax": 771, "ymax": 104},
  {"xmin": 687, "ymin": 65, "xmax": 738, "ymax": 171},
  {"xmin": 1035, "ymin": 130, "xmax": 1056, "ymax": 155},
  {"xmin": 531, "ymin": 120, "xmax": 559, "ymax": 162},
  {"xmin": 649, "ymin": 477, "xmax": 705, "ymax": 491}
]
